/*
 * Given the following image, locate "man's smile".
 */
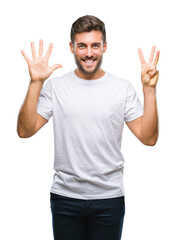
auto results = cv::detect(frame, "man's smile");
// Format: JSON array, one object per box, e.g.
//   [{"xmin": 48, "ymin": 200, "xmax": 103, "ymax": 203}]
[{"xmin": 82, "ymin": 58, "xmax": 97, "ymax": 66}]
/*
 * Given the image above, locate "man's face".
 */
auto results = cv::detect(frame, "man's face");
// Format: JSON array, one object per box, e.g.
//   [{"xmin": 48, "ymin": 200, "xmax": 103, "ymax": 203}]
[{"xmin": 70, "ymin": 30, "xmax": 107, "ymax": 77}]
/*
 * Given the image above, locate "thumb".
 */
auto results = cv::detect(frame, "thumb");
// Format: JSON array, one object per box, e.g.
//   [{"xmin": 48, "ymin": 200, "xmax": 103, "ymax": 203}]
[
  {"xmin": 149, "ymin": 71, "xmax": 159, "ymax": 87},
  {"xmin": 50, "ymin": 64, "xmax": 63, "ymax": 74}
]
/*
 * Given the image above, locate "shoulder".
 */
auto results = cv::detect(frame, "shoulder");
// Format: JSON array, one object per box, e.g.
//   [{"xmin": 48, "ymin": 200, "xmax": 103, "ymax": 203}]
[
  {"xmin": 107, "ymin": 72, "xmax": 131, "ymax": 88},
  {"xmin": 49, "ymin": 71, "xmax": 72, "ymax": 85},
  {"xmin": 42, "ymin": 72, "xmax": 73, "ymax": 90}
]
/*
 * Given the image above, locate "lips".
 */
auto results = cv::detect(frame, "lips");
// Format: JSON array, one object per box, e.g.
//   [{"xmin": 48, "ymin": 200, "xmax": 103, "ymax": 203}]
[{"xmin": 82, "ymin": 58, "xmax": 96, "ymax": 66}]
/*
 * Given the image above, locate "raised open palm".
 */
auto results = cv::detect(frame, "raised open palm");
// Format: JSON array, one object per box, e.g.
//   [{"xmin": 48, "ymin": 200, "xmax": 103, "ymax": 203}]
[
  {"xmin": 21, "ymin": 39, "xmax": 62, "ymax": 83},
  {"xmin": 138, "ymin": 46, "xmax": 160, "ymax": 87}
]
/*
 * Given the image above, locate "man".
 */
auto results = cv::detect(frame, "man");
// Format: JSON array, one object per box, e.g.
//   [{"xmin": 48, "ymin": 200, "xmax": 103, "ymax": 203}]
[{"xmin": 17, "ymin": 15, "xmax": 160, "ymax": 240}]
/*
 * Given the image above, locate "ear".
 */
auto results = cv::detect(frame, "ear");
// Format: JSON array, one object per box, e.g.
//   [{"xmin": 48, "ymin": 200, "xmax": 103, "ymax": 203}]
[
  {"xmin": 103, "ymin": 41, "xmax": 107, "ymax": 53},
  {"xmin": 70, "ymin": 41, "xmax": 74, "ymax": 54}
]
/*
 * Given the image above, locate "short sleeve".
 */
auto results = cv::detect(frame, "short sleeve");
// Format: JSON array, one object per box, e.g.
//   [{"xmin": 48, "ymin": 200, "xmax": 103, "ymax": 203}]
[
  {"xmin": 37, "ymin": 80, "xmax": 53, "ymax": 121},
  {"xmin": 124, "ymin": 83, "xmax": 143, "ymax": 122}
]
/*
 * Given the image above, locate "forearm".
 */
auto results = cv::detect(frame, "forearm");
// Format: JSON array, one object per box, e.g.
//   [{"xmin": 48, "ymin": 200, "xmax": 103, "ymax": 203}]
[
  {"xmin": 141, "ymin": 85, "xmax": 158, "ymax": 144},
  {"xmin": 17, "ymin": 81, "xmax": 43, "ymax": 137}
]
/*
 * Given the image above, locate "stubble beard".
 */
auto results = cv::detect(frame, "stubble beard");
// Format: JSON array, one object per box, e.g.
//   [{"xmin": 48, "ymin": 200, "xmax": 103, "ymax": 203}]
[{"xmin": 74, "ymin": 54, "xmax": 103, "ymax": 75}]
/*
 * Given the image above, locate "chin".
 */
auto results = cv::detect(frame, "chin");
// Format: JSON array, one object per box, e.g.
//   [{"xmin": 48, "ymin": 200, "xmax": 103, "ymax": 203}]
[
  {"xmin": 80, "ymin": 62, "xmax": 102, "ymax": 75},
  {"xmin": 83, "ymin": 68, "xmax": 97, "ymax": 74}
]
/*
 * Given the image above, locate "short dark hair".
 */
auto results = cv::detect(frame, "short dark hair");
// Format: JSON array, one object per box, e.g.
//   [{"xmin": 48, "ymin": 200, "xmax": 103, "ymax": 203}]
[{"xmin": 70, "ymin": 15, "xmax": 106, "ymax": 44}]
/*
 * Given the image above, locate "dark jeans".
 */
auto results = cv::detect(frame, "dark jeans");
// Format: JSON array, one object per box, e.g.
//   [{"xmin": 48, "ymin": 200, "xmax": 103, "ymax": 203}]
[{"xmin": 50, "ymin": 192, "xmax": 125, "ymax": 240}]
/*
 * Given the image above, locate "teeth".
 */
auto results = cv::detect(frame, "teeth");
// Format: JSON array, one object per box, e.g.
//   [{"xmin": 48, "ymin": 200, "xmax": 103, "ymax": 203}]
[{"xmin": 85, "ymin": 60, "xmax": 94, "ymax": 63}]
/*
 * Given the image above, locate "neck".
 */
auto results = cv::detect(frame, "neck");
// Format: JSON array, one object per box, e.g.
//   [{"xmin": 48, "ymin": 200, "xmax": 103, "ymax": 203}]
[{"xmin": 74, "ymin": 68, "xmax": 105, "ymax": 80}]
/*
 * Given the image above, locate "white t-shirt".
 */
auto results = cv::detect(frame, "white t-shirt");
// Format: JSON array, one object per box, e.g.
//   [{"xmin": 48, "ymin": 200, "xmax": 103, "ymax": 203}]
[{"xmin": 37, "ymin": 71, "xmax": 143, "ymax": 200}]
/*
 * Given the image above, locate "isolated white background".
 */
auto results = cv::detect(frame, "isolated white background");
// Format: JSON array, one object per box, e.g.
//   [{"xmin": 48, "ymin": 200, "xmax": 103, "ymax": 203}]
[{"xmin": 0, "ymin": 0, "xmax": 175, "ymax": 239}]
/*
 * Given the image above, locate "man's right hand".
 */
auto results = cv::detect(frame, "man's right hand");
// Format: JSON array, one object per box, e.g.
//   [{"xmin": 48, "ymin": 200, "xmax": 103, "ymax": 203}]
[{"xmin": 21, "ymin": 39, "xmax": 62, "ymax": 83}]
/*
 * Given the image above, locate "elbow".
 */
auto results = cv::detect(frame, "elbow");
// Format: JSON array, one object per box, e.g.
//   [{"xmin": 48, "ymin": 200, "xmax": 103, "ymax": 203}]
[
  {"xmin": 17, "ymin": 129, "xmax": 29, "ymax": 138},
  {"xmin": 141, "ymin": 127, "xmax": 158, "ymax": 146},
  {"xmin": 17, "ymin": 131, "xmax": 28, "ymax": 138},
  {"xmin": 17, "ymin": 125, "xmax": 33, "ymax": 138},
  {"xmin": 142, "ymin": 135, "xmax": 158, "ymax": 146},
  {"xmin": 144, "ymin": 141, "xmax": 157, "ymax": 146},
  {"xmin": 17, "ymin": 131, "xmax": 33, "ymax": 138},
  {"xmin": 17, "ymin": 125, "xmax": 24, "ymax": 138}
]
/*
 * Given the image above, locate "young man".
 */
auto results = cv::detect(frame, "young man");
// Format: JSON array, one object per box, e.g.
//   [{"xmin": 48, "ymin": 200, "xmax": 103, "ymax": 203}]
[{"xmin": 17, "ymin": 15, "xmax": 160, "ymax": 240}]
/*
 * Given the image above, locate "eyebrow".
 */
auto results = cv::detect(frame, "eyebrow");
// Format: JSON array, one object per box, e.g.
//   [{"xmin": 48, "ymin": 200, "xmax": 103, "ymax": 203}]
[{"xmin": 77, "ymin": 42, "xmax": 101, "ymax": 46}]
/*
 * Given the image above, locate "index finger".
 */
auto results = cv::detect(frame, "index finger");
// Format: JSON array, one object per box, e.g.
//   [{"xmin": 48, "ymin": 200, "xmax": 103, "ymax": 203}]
[{"xmin": 138, "ymin": 48, "xmax": 146, "ymax": 65}]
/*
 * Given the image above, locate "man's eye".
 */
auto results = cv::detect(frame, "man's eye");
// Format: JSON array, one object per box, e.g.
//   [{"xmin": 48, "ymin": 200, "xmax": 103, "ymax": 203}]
[
  {"xmin": 93, "ymin": 44, "xmax": 100, "ymax": 48},
  {"xmin": 79, "ymin": 45, "xmax": 85, "ymax": 49}
]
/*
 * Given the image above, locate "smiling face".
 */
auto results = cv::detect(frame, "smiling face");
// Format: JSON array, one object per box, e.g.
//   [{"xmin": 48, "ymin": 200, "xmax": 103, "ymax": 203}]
[{"xmin": 70, "ymin": 30, "xmax": 107, "ymax": 79}]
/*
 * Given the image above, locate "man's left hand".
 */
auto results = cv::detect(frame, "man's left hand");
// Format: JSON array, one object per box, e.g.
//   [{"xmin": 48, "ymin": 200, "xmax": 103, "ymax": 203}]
[{"xmin": 138, "ymin": 46, "xmax": 160, "ymax": 87}]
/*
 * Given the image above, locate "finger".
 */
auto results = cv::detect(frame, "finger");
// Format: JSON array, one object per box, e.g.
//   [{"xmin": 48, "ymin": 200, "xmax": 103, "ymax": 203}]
[
  {"xmin": 31, "ymin": 41, "xmax": 37, "ymax": 59},
  {"xmin": 143, "ymin": 74, "xmax": 150, "ymax": 84},
  {"xmin": 148, "ymin": 69, "xmax": 158, "ymax": 78},
  {"xmin": 138, "ymin": 48, "xmax": 146, "ymax": 65},
  {"xmin": 149, "ymin": 46, "xmax": 156, "ymax": 63},
  {"xmin": 153, "ymin": 50, "xmax": 160, "ymax": 67},
  {"xmin": 149, "ymin": 71, "xmax": 159, "ymax": 86},
  {"xmin": 21, "ymin": 50, "xmax": 32, "ymax": 64},
  {"xmin": 50, "ymin": 64, "xmax": 63, "ymax": 73},
  {"xmin": 45, "ymin": 43, "xmax": 53, "ymax": 59},
  {"xmin": 39, "ymin": 39, "xmax": 43, "ymax": 57},
  {"xmin": 142, "ymin": 64, "xmax": 155, "ymax": 75}
]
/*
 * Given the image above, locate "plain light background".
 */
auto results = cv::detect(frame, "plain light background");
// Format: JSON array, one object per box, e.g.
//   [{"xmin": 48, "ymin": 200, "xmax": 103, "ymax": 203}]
[{"xmin": 0, "ymin": 0, "xmax": 175, "ymax": 239}]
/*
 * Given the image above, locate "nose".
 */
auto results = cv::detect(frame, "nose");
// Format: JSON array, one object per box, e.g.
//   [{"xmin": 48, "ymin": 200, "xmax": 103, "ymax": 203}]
[{"xmin": 86, "ymin": 46, "xmax": 93, "ymax": 58}]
